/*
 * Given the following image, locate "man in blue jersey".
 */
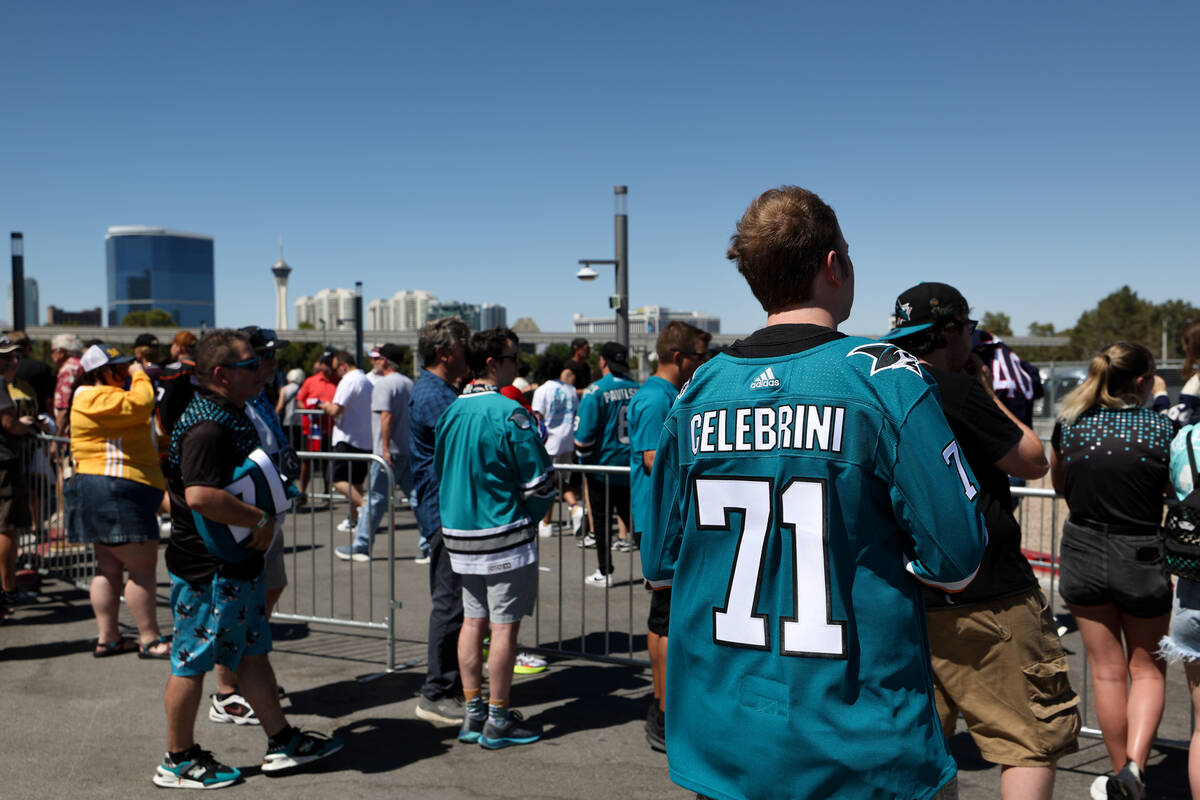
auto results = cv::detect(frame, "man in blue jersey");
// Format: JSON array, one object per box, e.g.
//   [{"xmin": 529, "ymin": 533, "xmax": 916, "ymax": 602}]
[
  {"xmin": 879, "ymin": 283, "xmax": 1078, "ymax": 800},
  {"xmin": 411, "ymin": 317, "xmax": 472, "ymax": 727},
  {"xmin": 574, "ymin": 341, "xmax": 639, "ymax": 586},
  {"xmin": 642, "ymin": 186, "xmax": 988, "ymax": 800},
  {"xmin": 435, "ymin": 328, "xmax": 556, "ymax": 749},
  {"xmin": 628, "ymin": 320, "xmax": 711, "ymax": 752}
]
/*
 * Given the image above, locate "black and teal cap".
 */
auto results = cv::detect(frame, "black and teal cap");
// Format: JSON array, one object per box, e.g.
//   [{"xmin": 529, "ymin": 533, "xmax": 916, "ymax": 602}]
[{"xmin": 879, "ymin": 282, "xmax": 970, "ymax": 341}]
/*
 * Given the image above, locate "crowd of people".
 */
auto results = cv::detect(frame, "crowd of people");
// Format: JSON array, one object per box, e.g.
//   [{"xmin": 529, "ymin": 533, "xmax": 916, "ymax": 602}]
[{"xmin": 0, "ymin": 189, "xmax": 1197, "ymax": 796}]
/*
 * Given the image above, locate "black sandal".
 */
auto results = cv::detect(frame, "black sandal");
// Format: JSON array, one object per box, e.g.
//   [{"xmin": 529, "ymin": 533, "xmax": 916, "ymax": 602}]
[
  {"xmin": 94, "ymin": 638, "xmax": 138, "ymax": 658},
  {"xmin": 138, "ymin": 634, "xmax": 172, "ymax": 660}
]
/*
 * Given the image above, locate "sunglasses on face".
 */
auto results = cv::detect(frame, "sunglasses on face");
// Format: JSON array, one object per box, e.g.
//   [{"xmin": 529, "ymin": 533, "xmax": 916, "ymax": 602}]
[
  {"xmin": 220, "ymin": 356, "xmax": 262, "ymax": 371},
  {"xmin": 671, "ymin": 347, "xmax": 710, "ymax": 359}
]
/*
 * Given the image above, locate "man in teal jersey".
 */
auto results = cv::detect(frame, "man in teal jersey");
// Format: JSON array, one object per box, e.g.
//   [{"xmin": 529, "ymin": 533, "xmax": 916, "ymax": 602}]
[
  {"xmin": 574, "ymin": 341, "xmax": 639, "ymax": 586},
  {"xmin": 628, "ymin": 320, "xmax": 711, "ymax": 753},
  {"xmin": 435, "ymin": 328, "xmax": 556, "ymax": 749},
  {"xmin": 642, "ymin": 186, "xmax": 988, "ymax": 800}
]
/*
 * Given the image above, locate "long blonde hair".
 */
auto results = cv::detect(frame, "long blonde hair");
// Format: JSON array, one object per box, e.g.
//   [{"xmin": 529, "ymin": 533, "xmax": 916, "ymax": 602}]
[{"xmin": 1057, "ymin": 341, "xmax": 1156, "ymax": 425}]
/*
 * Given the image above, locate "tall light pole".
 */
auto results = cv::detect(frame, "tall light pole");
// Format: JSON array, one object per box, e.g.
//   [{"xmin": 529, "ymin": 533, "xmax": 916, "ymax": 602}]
[
  {"xmin": 10, "ymin": 233, "xmax": 25, "ymax": 332},
  {"xmin": 576, "ymin": 186, "xmax": 629, "ymax": 347}
]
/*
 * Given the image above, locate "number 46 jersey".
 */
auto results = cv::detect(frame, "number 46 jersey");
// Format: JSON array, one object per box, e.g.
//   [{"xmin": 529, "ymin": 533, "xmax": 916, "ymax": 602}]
[{"xmin": 642, "ymin": 326, "xmax": 987, "ymax": 800}]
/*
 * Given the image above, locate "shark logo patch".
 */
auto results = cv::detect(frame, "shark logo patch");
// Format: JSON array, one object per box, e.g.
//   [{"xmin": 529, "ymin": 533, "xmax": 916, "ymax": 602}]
[{"xmin": 848, "ymin": 343, "xmax": 923, "ymax": 377}]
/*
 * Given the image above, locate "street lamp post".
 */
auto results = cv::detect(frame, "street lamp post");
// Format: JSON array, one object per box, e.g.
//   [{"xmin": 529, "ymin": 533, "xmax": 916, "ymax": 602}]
[
  {"xmin": 576, "ymin": 186, "xmax": 629, "ymax": 347},
  {"xmin": 10, "ymin": 233, "xmax": 25, "ymax": 332}
]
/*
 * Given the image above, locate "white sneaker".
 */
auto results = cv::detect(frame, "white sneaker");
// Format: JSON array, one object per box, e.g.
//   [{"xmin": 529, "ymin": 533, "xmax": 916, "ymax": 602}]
[
  {"xmin": 586, "ymin": 569, "xmax": 613, "ymax": 587},
  {"xmin": 336, "ymin": 518, "xmax": 355, "ymax": 533},
  {"xmin": 1089, "ymin": 775, "xmax": 1107, "ymax": 800},
  {"xmin": 538, "ymin": 521, "xmax": 554, "ymax": 538},
  {"xmin": 570, "ymin": 504, "xmax": 584, "ymax": 535}
]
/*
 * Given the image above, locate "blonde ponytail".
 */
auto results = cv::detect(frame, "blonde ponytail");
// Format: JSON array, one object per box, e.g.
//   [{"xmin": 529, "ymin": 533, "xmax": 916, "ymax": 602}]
[{"xmin": 1057, "ymin": 341, "xmax": 1155, "ymax": 425}]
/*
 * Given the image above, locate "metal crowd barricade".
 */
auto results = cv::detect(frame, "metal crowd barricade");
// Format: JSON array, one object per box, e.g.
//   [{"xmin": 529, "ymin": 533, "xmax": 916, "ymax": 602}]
[
  {"xmin": 1010, "ymin": 484, "xmax": 1191, "ymax": 749},
  {"xmin": 531, "ymin": 462, "xmax": 649, "ymax": 667},
  {"xmin": 22, "ymin": 433, "xmax": 95, "ymax": 589},
  {"xmin": 272, "ymin": 448, "xmax": 404, "ymax": 673}
]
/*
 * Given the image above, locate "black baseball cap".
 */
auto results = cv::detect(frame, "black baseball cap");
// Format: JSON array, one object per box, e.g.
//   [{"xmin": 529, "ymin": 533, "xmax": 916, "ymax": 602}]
[
  {"xmin": 600, "ymin": 341, "xmax": 630, "ymax": 373},
  {"xmin": 134, "ymin": 333, "xmax": 160, "ymax": 348},
  {"xmin": 239, "ymin": 326, "xmax": 290, "ymax": 353},
  {"xmin": 379, "ymin": 344, "xmax": 406, "ymax": 364},
  {"xmin": 879, "ymin": 282, "xmax": 970, "ymax": 341}
]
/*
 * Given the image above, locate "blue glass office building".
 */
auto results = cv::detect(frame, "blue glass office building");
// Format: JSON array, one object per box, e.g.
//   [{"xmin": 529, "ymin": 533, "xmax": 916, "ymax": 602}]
[{"xmin": 106, "ymin": 227, "xmax": 215, "ymax": 327}]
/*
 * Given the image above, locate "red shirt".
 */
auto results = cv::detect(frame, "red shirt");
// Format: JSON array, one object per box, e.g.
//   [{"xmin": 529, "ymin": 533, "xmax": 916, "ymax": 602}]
[
  {"xmin": 54, "ymin": 356, "xmax": 83, "ymax": 411},
  {"xmin": 295, "ymin": 373, "xmax": 337, "ymax": 445}
]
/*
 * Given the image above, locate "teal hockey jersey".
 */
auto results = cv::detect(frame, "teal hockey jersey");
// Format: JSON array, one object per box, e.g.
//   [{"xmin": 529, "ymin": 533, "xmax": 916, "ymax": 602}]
[
  {"xmin": 435, "ymin": 386, "xmax": 556, "ymax": 575},
  {"xmin": 642, "ymin": 325, "xmax": 987, "ymax": 800},
  {"xmin": 574, "ymin": 371, "xmax": 639, "ymax": 486}
]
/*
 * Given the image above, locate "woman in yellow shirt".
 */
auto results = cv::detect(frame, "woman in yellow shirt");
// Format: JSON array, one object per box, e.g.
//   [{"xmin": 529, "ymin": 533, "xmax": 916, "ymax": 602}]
[{"xmin": 67, "ymin": 344, "xmax": 170, "ymax": 658}]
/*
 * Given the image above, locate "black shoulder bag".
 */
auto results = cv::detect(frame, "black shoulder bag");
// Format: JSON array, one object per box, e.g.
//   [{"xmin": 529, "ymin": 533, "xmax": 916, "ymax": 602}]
[{"xmin": 1164, "ymin": 430, "xmax": 1200, "ymax": 581}]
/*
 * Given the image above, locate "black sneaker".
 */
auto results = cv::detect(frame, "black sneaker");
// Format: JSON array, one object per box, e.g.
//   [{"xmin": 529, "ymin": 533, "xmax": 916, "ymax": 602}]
[
  {"xmin": 479, "ymin": 708, "xmax": 541, "ymax": 750},
  {"xmin": 261, "ymin": 730, "xmax": 344, "ymax": 774},
  {"xmin": 153, "ymin": 746, "xmax": 241, "ymax": 789},
  {"xmin": 1107, "ymin": 761, "xmax": 1146, "ymax": 800},
  {"xmin": 645, "ymin": 701, "xmax": 665, "ymax": 752},
  {"xmin": 415, "ymin": 694, "xmax": 464, "ymax": 725}
]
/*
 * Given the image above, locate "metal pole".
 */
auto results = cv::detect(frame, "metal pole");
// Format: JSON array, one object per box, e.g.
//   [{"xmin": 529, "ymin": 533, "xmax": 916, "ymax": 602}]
[
  {"xmin": 11, "ymin": 233, "xmax": 25, "ymax": 331},
  {"xmin": 354, "ymin": 281, "xmax": 364, "ymax": 366},
  {"xmin": 614, "ymin": 187, "xmax": 628, "ymax": 348}
]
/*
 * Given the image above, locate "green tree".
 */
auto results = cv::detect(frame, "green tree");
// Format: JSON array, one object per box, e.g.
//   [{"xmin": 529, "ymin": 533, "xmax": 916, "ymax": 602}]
[
  {"xmin": 297, "ymin": 321, "xmax": 315, "ymax": 330},
  {"xmin": 1155, "ymin": 299, "xmax": 1200, "ymax": 360},
  {"xmin": 121, "ymin": 309, "xmax": 175, "ymax": 327},
  {"xmin": 1068, "ymin": 286, "xmax": 1157, "ymax": 359},
  {"xmin": 979, "ymin": 311, "xmax": 1012, "ymax": 338},
  {"xmin": 1027, "ymin": 321, "xmax": 1057, "ymax": 337}
]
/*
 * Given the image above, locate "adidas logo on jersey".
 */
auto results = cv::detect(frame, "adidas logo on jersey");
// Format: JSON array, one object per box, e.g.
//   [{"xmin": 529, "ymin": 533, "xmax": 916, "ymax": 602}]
[{"xmin": 749, "ymin": 367, "xmax": 781, "ymax": 389}]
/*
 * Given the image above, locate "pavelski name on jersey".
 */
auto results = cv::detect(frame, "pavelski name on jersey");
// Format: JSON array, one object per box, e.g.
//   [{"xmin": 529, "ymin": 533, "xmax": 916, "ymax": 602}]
[{"xmin": 689, "ymin": 403, "xmax": 845, "ymax": 455}]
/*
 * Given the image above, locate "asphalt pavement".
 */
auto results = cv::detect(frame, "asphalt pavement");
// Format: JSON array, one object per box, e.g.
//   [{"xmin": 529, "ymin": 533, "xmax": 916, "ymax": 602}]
[{"xmin": 0, "ymin": 499, "xmax": 1193, "ymax": 799}]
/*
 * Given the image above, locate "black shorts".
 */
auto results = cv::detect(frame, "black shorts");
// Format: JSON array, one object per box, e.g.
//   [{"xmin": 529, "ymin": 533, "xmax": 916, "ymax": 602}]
[
  {"xmin": 331, "ymin": 442, "xmax": 370, "ymax": 485},
  {"xmin": 1059, "ymin": 519, "xmax": 1172, "ymax": 618},
  {"xmin": 0, "ymin": 461, "xmax": 31, "ymax": 532},
  {"xmin": 647, "ymin": 585, "xmax": 671, "ymax": 636}
]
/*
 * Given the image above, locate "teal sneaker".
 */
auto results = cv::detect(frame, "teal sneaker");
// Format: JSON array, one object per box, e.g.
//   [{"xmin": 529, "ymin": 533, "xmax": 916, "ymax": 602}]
[
  {"xmin": 480, "ymin": 707, "xmax": 541, "ymax": 750},
  {"xmin": 152, "ymin": 746, "xmax": 241, "ymax": 789},
  {"xmin": 459, "ymin": 697, "xmax": 488, "ymax": 743}
]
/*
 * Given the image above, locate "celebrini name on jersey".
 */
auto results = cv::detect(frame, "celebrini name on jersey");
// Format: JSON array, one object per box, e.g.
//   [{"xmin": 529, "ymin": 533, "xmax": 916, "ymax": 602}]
[{"xmin": 689, "ymin": 403, "xmax": 845, "ymax": 455}]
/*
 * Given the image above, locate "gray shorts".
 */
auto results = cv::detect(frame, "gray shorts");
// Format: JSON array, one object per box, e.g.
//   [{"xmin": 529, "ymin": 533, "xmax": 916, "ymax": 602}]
[
  {"xmin": 263, "ymin": 517, "xmax": 288, "ymax": 591},
  {"xmin": 461, "ymin": 562, "xmax": 538, "ymax": 624}
]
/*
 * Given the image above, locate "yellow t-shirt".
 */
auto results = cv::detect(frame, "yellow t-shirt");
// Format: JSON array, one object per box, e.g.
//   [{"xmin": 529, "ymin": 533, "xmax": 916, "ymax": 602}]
[{"xmin": 69, "ymin": 371, "xmax": 165, "ymax": 490}]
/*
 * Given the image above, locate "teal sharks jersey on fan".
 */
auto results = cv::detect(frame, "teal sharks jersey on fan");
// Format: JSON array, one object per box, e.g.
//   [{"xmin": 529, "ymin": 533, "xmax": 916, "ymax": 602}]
[
  {"xmin": 574, "ymin": 372, "xmax": 639, "ymax": 486},
  {"xmin": 435, "ymin": 386, "xmax": 557, "ymax": 576},
  {"xmin": 641, "ymin": 325, "xmax": 988, "ymax": 800}
]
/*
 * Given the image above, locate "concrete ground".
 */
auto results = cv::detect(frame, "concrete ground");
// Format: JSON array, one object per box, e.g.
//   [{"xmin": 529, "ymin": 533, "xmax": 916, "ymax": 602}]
[{"xmin": 1, "ymin": 498, "xmax": 1193, "ymax": 799}]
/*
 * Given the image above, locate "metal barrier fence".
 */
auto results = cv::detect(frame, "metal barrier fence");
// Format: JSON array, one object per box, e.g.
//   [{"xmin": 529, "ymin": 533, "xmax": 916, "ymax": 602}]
[
  {"xmin": 20, "ymin": 434, "xmax": 95, "ymax": 589},
  {"xmin": 272, "ymin": 449, "xmax": 405, "ymax": 674},
  {"xmin": 530, "ymin": 463, "xmax": 649, "ymax": 667}
]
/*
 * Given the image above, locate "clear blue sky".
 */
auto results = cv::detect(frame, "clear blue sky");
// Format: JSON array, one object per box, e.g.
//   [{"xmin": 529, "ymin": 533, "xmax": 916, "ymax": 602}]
[{"xmin": 2, "ymin": 2, "xmax": 1195, "ymax": 337}]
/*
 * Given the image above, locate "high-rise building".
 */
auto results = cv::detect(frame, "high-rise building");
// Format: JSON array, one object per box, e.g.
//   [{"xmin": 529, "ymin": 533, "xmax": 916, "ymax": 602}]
[
  {"xmin": 427, "ymin": 300, "xmax": 481, "ymax": 331},
  {"xmin": 295, "ymin": 288, "xmax": 357, "ymax": 330},
  {"xmin": 480, "ymin": 303, "xmax": 507, "ymax": 330},
  {"xmin": 367, "ymin": 290, "xmax": 437, "ymax": 331},
  {"xmin": 106, "ymin": 226, "xmax": 215, "ymax": 327},
  {"xmin": 47, "ymin": 306, "xmax": 103, "ymax": 326},
  {"xmin": 572, "ymin": 305, "xmax": 720, "ymax": 336},
  {"xmin": 7, "ymin": 278, "xmax": 39, "ymax": 327}
]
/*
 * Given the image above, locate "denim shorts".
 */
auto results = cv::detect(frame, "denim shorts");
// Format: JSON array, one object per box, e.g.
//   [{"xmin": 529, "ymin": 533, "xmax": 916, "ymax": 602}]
[
  {"xmin": 169, "ymin": 571, "xmax": 272, "ymax": 676},
  {"xmin": 1058, "ymin": 519, "xmax": 1172, "ymax": 618},
  {"xmin": 66, "ymin": 473, "xmax": 161, "ymax": 545},
  {"xmin": 1161, "ymin": 578, "xmax": 1200, "ymax": 663}
]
